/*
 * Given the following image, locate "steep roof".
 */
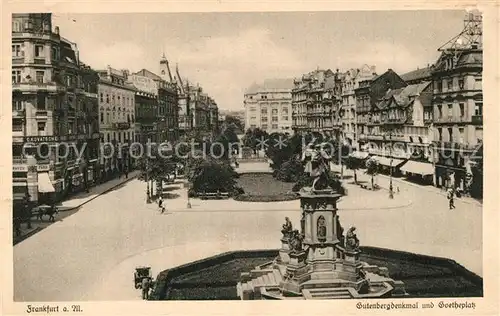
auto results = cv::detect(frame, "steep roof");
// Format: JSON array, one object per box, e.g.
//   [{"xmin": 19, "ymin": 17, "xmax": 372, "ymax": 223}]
[
  {"xmin": 401, "ymin": 66, "xmax": 433, "ymax": 83},
  {"xmin": 134, "ymin": 69, "xmax": 162, "ymax": 81},
  {"xmin": 377, "ymin": 81, "xmax": 431, "ymax": 109}
]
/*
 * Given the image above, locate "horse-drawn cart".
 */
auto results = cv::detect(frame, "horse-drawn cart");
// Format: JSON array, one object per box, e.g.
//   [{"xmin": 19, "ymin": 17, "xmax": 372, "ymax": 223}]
[{"xmin": 134, "ymin": 266, "xmax": 152, "ymax": 289}]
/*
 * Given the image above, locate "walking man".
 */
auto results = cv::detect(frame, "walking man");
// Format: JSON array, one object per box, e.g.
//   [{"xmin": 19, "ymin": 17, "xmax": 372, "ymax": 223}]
[
  {"xmin": 141, "ymin": 277, "xmax": 151, "ymax": 300},
  {"xmin": 158, "ymin": 196, "xmax": 165, "ymax": 214},
  {"xmin": 447, "ymin": 188, "xmax": 455, "ymax": 210}
]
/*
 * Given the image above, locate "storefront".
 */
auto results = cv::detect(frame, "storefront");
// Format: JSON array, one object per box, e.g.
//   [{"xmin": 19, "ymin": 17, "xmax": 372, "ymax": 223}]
[
  {"xmin": 400, "ymin": 160, "xmax": 434, "ymax": 185},
  {"xmin": 370, "ymin": 155, "xmax": 406, "ymax": 177}
]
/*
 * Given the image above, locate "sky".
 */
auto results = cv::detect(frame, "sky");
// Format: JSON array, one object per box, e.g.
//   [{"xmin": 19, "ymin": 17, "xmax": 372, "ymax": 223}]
[{"xmin": 53, "ymin": 10, "xmax": 466, "ymax": 111}]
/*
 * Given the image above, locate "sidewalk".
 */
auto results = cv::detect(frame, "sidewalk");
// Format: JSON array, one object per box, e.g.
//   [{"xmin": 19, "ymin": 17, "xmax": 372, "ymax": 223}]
[
  {"xmin": 57, "ymin": 170, "xmax": 141, "ymax": 211},
  {"xmin": 329, "ymin": 163, "xmax": 482, "ymax": 207}
]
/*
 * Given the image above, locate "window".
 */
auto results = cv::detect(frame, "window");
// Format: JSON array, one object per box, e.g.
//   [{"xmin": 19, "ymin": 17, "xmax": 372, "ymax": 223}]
[
  {"xmin": 282, "ymin": 108, "xmax": 289, "ymax": 115},
  {"xmin": 13, "ymin": 119, "xmax": 23, "ymax": 131},
  {"xmin": 272, "ymin": 109, "xmax": 278, "ymax": 115},
  {"xmin": 261, "ymin": 108, "xmax": 267, "ymax": 114},
  {"xmin": 100, "ymin": 112, "xmax": 104, "ymax": 123},
  {"xmin": 106, "ymin": 94, "xmax": 109, "ymax": 103},
  {"xmin": 12, "ymin": 44, "xmax": 23, "ymax": 57},
  {"xmin": 272, "ymin": 116, "xmax": 278, "ymax": 122},
  {"xmin": 474, "ymin": 102, "xmax": 483, "ymax": 116},
  {"xmin": 272, "ymin": 124, "xmax": 278, "ymax": 129},
  {"xmin": 447, "ymin": 79, "xmax": 452, "ymax": 91},
  {"xmin": 107, "ymin": 133, "xmax": 110, "ymax": 143},
  {"xmin": 51, "ymin": 47, "xmax": 58, "ymax": 60},
  {"xmin": 36, "ymin": 71, "xmax": 44, "ymax": 83},
  {"xmin": 438, "ymin": 128, "xmax": 442, "ymax": 141},
  {"xmin": 458, "ymin": 78, "xmax": 464, "ymax": 90},
  {"xmin": 261, "ymin": 117, "xmax": 268, "ymax": 122},
  {"xmin": 250, "ymin": 116, "xmax": 256, "ymax": 120},
  {"xmin": 12, "ymin": 21, "xmax": 21, "ymax": 32},
  {"xmin": 36, "ymin": 94, "xmax": 46, "ymax": 109},
  {"xmin": 448, "ymin": 128, "xmax": 453, "ymax": 142},
  {"xmin": 261, "ymin": 124, "xmax": 268, "ymax": 130},
  {"xmin": 447, "ymin": 104, "xmax": 453, "ymax": 117},
  {"xmin": 37, "ymin": 122, "xmax": 46, "ymax": 132},
  {"xmin": 437, "ymin": 104, "xmax": 442, "ymax": 118},
  {"xmin": 12, "ymin": 70, "xmax": 21, "ymax": 83},
  {"xmin": 437, "ymin": 81, "xmax": 442, "ymax": 92},
  {"xmin": 106, "ymin": 113, "xmax": 110, "ymax": 123},
  {"xmin": 12, "ymin": 100, "xmax": 23, "ymax": 111},
  {"xmin": 459, "ymin": 128, "xmax": 464, "ymax": 143},
  {"xmin": 250, "ymin": 107, "xmax": 256, "ymax": 112},
  {"xmin": 457, "ymin": 103, "xmax": 465, "ymax": 117},
  {"xmin": 35, "ymin": 45, "xmax": 44, "ymax": 58},
  {"xmin": 100, "ymin": 93, "xmax": 103, "ymax": 102},
  {"xmin": 282, "ymin": 116, "xmax": 288, "ymax": 121}
]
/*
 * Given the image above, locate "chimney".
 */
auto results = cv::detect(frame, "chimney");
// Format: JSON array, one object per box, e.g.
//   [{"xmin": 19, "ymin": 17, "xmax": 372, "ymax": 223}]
[{"xmin": 107, "ymin": 65, "xmax": 111, "ymax": 77}]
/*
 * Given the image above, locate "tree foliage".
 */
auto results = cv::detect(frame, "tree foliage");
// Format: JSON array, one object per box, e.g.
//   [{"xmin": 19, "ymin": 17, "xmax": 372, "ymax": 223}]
[
  {"xmin": 344, "ymin": 155, "xmax": 362, "ymax": 184},
  {"xmin": 137, "ymin": 144, "xmax": 177, "ymax": 183},
  {"xmin": 224, "ymin": 115, "xmax": 244, "ymax": 132},
  {"xmin": 186, "ymin": 155, "xmax": 242, "ymax": 196},
  {"xmin": 365, "ymin": 158, "xmax": 379, "ymax": 189},
  {"xmin": 276, "ymin": 159, "xmax": 304, "ymax": 182}
]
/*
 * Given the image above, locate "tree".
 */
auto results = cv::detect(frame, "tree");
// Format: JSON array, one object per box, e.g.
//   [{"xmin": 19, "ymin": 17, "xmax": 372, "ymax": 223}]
[
  {"xmin": 276, "ymin": 158, "xmax": 304, "ymax": 182},
  {"xmin": 137, "ymin": 144, "xmax": 177, "ymax": 197},
  {"xmin": 344, "ymin": 156, "xmax": 362, "ymax": 184},
  {"xmin": 365, "ymin": 158, "xmax": 379, "ymax": 189},
  {"xmin": 265, "ymin": 133, "xmax": 294, "ymax": 172},
  {"xmin": 243, "ymin": 128, "xmax": 269, "ymax": 154},
  {"xmin": 224, "ymin": 115, "xmax": 244, "ymax": 132},
  {"xmin": 187, "ymin": 156, "xmax": 242, "ymax": 196}
]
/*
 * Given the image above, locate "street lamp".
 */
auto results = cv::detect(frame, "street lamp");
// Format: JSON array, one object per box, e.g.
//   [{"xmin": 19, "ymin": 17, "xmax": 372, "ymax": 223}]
[
  {"xmin": 387, "ymin": 132, "xmax": 394, "ymax": 199},
  {"xmin": 146, "ymin": 137, "xmax": 152, "ymax": 204}
]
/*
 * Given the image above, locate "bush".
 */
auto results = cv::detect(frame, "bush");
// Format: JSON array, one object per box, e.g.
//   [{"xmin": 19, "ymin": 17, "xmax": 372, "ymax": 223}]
[
  {"xmin": 187, "ymin": 156, "xmax": 240, "ymax": 194},
  {"xmin": 276, "ymin": 159, "xmax": 304, "ymax": 182}
]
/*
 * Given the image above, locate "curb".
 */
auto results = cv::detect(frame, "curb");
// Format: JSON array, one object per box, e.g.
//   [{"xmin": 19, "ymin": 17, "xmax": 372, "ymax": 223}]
[
  {"xmin": 13, "ymin": 227, "xmax": 43, "ymax": 246},
  {"xmin": 58, "ymin": 174, "xmax": 139, "ymax": 212}
]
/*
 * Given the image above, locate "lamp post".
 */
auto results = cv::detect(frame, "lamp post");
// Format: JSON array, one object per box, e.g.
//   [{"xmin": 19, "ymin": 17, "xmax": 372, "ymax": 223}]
[
  {"xmin": 388, "ymin": 132, "xmax": 394, "ymax": 199},
  {"xmin": 146, "ymin": 137, "xmax": 151, "ymax": 204}
]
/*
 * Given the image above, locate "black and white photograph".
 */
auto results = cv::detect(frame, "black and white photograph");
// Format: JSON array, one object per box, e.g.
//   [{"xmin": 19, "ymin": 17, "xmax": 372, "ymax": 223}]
[{"xmin": 3, "ymin": 2, "xmax": 498, "ymax": 315}]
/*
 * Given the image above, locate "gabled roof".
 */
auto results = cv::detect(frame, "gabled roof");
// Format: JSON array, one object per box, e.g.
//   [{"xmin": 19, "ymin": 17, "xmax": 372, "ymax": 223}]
[
  {"xmin": 377, "ymin": 81, "xmax": 431, "ymax": 110},
  {"xmin": 401, "ymin": 66, "xmax": 433, "ymax": 83},
  {"xmin": 134, "ymin": 69, "xmax": 162, "ymax": 81}
]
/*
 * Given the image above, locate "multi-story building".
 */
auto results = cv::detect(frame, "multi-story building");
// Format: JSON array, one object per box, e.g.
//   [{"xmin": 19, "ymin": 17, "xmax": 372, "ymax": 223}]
[
  {"xmin": 367, "ymin": 81, "xmax": 434, "ymax": 183},
  {"xmin": 430, "ymin": 12, "xmax": 483, "ymax": 194},
  {"xmin": 97, "ymin": 66, "xmax": 136, "ymax": 177},
  {"xmin": 244, "ymin": 78, "xmax": 294, "ymax": 134},
  {"xmin": 128, "ymin": 72, "xmax": 158, "ymax": 144},
  {"xmin": 292, "ymin": 70, "xmax": 334, "ymax": 135},
  {"xmin": 12, "ymin": 13, "xmax": 100, "ymax": 204},
  {"xmin": 340, "ymin": 65, "xmax": 376, "ymax": 147},
  {"xmin": 134, "ymin": 57, "xmax": 179, "ymax": 143},
  {"xmin": 208, "ymin": 97, "xmax": 219, "ymax": 135},
  {"xmin": 355, "ymin": 68, "xmax": 407, "ymax": 150}
]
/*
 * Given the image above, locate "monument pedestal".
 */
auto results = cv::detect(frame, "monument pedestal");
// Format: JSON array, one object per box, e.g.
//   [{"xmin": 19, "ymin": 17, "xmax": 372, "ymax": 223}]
[
  {"xmin": 281, "ymin": 251, "xmax": 308, "ymax": 296},
  {"xmin": 278, "ymin": 237, "xmax": 291, "ymax": 264}
]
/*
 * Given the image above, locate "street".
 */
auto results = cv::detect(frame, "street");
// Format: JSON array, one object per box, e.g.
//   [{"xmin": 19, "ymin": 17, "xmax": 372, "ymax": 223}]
[{"xmin": 13, "ymin": 169, "xmax": 482, "ymax": 301}]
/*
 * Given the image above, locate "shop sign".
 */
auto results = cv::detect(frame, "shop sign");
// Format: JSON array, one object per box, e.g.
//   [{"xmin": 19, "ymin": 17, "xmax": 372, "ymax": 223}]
[
  {"xmin": 129, "ymin": 74, "xmax": 158, "ymax": 96},
  {"xmin": 37, "ymin": 165, "xmax": 50, "ymax": 172},
  {"xmin": 13, "ymin": 165, "xmax": 28, "ymax": 172}
]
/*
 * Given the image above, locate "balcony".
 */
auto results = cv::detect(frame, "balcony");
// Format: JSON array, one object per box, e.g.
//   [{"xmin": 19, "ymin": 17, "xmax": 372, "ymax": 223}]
[
  {"xmin": 434, "ymin": 116, "xmax": 468, "ymax": 124},
  {"xmin": 35, "ymin": 110, "xmax": 48, "ymax": 118},
  {"xmin": 12, "ymin": 82, "xmax": 66, "ymax": 94},
  {"xmin": 12, "ymin": 109, "xmax": 25, "ymax": 118},
  {"xmin": 34, "ymin": 57, "xmax": 46, "ymax": 65},
  {"xmin": 471, "ymin": 115, "xmax": 483, "ymax": 125}
]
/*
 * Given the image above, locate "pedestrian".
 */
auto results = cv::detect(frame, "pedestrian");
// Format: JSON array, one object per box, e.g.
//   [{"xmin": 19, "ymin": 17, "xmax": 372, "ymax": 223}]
[
  {"xmin": 397, "ymin": 186, "xmax": 400, "ymax": 194},
  {"xmin": 447, "ymin": 188, "xmax": 455, "ymax": 210},
  {"xmin": 158, "ymin": 196, "xmax": 164, "ymax": 213},
  {"xmin": 141, "ymin": 277, "xmax": 150, "ymax": 300}
]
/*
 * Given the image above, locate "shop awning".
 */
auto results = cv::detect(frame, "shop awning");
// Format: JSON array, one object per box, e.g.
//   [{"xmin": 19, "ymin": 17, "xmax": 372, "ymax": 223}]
[
  {"xmin": 400, "ymin": 160, "xmax": 434, "ymax": 176},
  {"xmin": 350, "ymin": 151, "xmax": 370, "ymax": 159},
  {"xmin": 38, "ymin": 172, "xmax": 55, "ymax": 193},
  {"xmin": 372, "ymin": 156, "xmax": 405, "ymax": 167}
]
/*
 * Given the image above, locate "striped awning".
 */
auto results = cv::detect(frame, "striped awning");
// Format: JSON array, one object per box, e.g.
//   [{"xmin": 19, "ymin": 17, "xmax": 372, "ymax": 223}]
[
  {"xmin": 401, "ymin": 160, "xmax": 434, "ymax": 176},
  {"xmin": 38, "ymin": 172, "xmax": 55, "ymax": 193},
  {"xmin": 372, "ymin": 156, "xmax": 404, "ymax": 167},
  {"xmin": 350, "ymin": 151, "xmax": 370, "ymax": 159}
]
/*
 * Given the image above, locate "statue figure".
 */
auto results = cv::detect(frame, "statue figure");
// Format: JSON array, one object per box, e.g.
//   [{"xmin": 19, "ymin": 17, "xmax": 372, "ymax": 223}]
[
  {"xmin": 345, "ymin": 227, "xmax": 360, "ymax": 251},
  {"xmin": 301, "ymin": 142, "xmax": 333, "ymax": 192},
  {"xmin": 281, "ymin": 217, "xmax": 293, "ymax": 239},
  {"xmin": 289, "ymin": 229, "xmax": 304, "ymax": 253},
  {"xmin": 336, "ymin": 216, "xmax": 345, "ymax": 247}
]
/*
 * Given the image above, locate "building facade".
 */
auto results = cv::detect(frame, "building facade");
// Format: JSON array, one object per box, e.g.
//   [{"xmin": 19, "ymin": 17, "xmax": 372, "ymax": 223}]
[
  {"xmin": 245, "ymin": 79, "xmax": 294, "ymax": 134},
  {"xmin": 355, "ymin": 69, "xmax": 407, "ymax": 149},
  {"xmin": 340, "ymin": 65, "xmax": 376, "ymax": 147},
  {"xmin": 97, "ymin": 66, "xmax": 136, "ymax": 177},
  {"xmin": 12, "ymin": 13, "xmax": 101, "ymax": 204},
  {"xmin": 430, "ymin": 42, "xmax": 483, "ymax": 191},
  {"xmin": 128, "ymin": 73, "xmax": 158, "ymax": 144}
]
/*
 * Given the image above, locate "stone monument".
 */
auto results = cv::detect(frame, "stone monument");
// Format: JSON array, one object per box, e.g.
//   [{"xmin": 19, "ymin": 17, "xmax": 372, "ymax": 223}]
[{"xmin": 237, "ymin": 144, "xmax": 407, "ymax": 299}]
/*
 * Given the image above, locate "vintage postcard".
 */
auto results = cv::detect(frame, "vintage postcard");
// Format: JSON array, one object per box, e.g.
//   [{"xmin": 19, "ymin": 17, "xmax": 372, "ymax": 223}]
[{"xmin": 1, "ymin": 1, "xmax": 498, "ymax": 315}]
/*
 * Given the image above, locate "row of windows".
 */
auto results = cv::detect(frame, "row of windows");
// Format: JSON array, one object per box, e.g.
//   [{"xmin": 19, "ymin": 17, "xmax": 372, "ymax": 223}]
[
  {"xmin": 12, "ymin": 43, "xmax": 59, "ymax": 60},
  {"xmin": 100, "ymin": 112, "xmax": 135, "ymax": 124},
  {"xmin": 102, "ymin": 131, "xmax": 135, "ymax": 144},
  {"xmin": 99, "ymin": 92, "xmax": 134, "ymax": 107}
]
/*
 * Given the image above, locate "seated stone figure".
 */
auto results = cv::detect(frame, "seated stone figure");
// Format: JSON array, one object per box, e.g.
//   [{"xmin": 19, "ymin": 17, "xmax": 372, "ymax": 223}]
[{"xmin": 345, "ymin": 227, "xmax": 360, "ymax": 251}]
